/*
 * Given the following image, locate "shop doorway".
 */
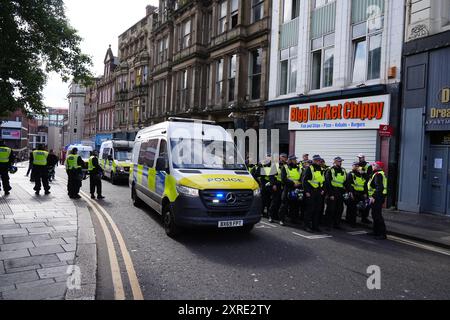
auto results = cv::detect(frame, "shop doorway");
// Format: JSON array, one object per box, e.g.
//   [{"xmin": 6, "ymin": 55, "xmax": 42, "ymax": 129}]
[{"xmin": 426, "ymin": 146, "xmax": 450, "ymax": 215}]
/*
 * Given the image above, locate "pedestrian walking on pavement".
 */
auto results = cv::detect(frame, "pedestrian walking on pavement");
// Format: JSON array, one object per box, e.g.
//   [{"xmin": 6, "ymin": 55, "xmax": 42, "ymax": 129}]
[
  {"xmin": 345, "ymin": 162, "xmax": 368, "ymax": 227},
  {"xmin": 368, "ymin": 161, "xmax": 388, "ymax": 240},
  {"xmin": 268, "ymin": 153, "xmax": 288, "ymax": 224},
  {"xmin": 0, "ymin": 140, "xmax": 14, "ymax": 196},
  {"xmin": 30, "ymin": 144, "xmax": 51, "ymax": 195},
  {"xmin": 47, "ymin": 149, "xmax": 59, "ymax": 182},
  {"xmin": 88, "ymin": 151, "xmax": 105, "ymax": 200},
  {"xmin": 26, "ymin": 148, "xmax": 35, "ymax": 181},
  {"xmin": 65, "ymin": 148, "xmax": 85, "ymax": 199},
  {"xmin": 302, "ymin": 155, "xmax": 325, "ymax": 233},
  {"xmin": 324, "ymin": 157, "xmax": 347, "ymax": 230}
]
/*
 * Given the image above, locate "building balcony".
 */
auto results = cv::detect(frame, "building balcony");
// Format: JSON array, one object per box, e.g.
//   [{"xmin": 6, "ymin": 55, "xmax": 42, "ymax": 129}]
[
  {"xmin": 173, "ymin": 44, "xmax": 208, "ymax": 63},
  {"xmin": 210, "ymin": 26, "xmax": 246, "ymax": 49}
]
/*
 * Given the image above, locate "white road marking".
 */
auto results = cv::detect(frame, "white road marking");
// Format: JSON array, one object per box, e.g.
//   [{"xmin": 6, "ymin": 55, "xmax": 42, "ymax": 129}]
[
  {"xmin": 292, "ymin": 232, "xmax": 333, "ymax": 240},
  {"xmin": 348, "ymin": 231, "xmax": 369, "ymax": 235},
  {"xmin": 260, "ymin": 221, "xmax": 278, "ymax": 228},
  {"xmin": 388, "ymin": 235, "xmax": 450, "ymax": 257}
]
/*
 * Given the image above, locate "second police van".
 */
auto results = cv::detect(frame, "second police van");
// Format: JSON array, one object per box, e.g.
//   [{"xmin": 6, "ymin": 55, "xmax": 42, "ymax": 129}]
[
  {"xmin": 130, "ymin": 118, "xmax": 262, "ymax": 237},
  {"xmin": 99, "ymin": 140, "xmax": 134, "ymax": 184}
]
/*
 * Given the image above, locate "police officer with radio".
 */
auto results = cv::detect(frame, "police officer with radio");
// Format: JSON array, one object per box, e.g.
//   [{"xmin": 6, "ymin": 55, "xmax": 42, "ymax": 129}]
[
  {"xmin": 268, "ymin": 153, "xmax": 288, "ymax": 225},
  {"xmin": 88, "ymin": 151, "xmax": 105, "ymax": 200},
  {"xmin": 279, "ymin": 155, "xmax": 302, "ymax": 225},
  {"xmin": 368, "ymin": 161, "xmax": 388, "ymax": 240},
  {"xmin": 324, "ymin": 157, "xmax": 347, "ymax": 230},
  {"xmin": 65, "ymin": 148, "xmax": 85, "ymax": 199},
  {"xmin": 345, "ymin": 162, "xmax": 368, "ymax": 227},
  {"xmin": 0, "ymin": 140, "xmax": 14, "ymax": 195},
  {"xmin": 357, "ymin": 154, "xmax": 373, "ymax": 224},
  {"xmin": 30, "ymin": 144, "xmax": 50, "ymax": 195},
  {"xmin": 302, "ymin": 155, "xmax": 325, "ymax": 233}
]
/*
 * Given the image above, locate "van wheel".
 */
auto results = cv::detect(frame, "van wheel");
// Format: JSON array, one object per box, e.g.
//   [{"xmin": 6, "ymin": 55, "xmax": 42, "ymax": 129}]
[
  {"xmin": 163, "ymin": 205, "xmax": 180, "ymax": 238},
  {"xmin": 242, "ymin": 224, "xmax": 254, "ymax": 233},
  {"xmin": 111, "ymin": 172, "xmax": 116, "ymax": 185},
  {"xmin": 131, "ymin": 185, "xmax": 143, "ymax": 208}
]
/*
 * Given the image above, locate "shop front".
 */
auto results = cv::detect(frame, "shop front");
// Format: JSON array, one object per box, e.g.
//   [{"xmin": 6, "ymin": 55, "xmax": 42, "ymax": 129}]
[{"xmin": 398, "ymin": 31, "xmax": 450, "ymax": 215}]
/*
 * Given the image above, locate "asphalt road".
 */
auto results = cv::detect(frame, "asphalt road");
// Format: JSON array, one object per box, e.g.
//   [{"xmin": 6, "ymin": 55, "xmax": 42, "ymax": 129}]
[{"xmin": 74, "ymin": 170, "xmax": 450, "ymax": 300}]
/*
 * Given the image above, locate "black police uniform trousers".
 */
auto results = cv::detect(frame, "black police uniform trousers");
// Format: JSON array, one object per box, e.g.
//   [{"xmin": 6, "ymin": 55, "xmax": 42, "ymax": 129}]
[
  {"xmin": 0, "ymin": 165, "xmax": 11, "ymax": 192},
  {"xmin": 90, "ymin": 173, "xmax": 102, "ymax": 197},
  {"xmin": 268, "ymin": 184, "xmax": 282, "ymax": 221},
  {"xmin": 67, "ymin": 169, "xmax": 82, "ymax": 197},
  {"xmin": 345, "ymin": 191, "xmax": 366, "ymax": 225},
  {"xmin": 371, "ymin": 196, "xmax": 387, "ymax": 236},
  {"xmin": 260, "ymin": 179, "xmax": 272, "ymax": 217},
  {"xmin": 33, "ymin": 165, "xmax": 50, "ymax": 192},
  {"xmin": 325, "ymin": 189, "xmax": 345, "ymax": 227},
  {"xmin": 305, "ymin": 189, "xmax": 324, "ymax": 230},
  {"xmin": 279, "ymin": 186, "xmax": 300, "ymax": 222}
]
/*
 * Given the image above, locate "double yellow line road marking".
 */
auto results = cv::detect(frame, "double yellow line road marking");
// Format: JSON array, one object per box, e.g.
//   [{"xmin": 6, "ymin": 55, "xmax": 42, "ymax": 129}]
[{"xmin": 80, "ymin": 191, "xmax": 144, "ymax": 300}]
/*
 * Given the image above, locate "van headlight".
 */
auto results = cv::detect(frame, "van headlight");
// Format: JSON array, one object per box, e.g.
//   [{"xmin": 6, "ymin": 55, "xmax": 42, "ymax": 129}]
[
  {"xmin": 176, "ymin": 185, "xmax": 199, "ymax": 197},
  {"xmin": 117, "ymin": 166, "xmax": 124, "ymax": 172},
  {"xmin": 253, "ymin": 188, "xmax": 261, "ymax": 197}
]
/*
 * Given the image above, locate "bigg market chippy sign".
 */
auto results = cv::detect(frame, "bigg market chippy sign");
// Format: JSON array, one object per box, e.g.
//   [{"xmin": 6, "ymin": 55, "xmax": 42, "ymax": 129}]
[{"xmin": 289, "ymin": 94, "xmax": 391, "ymax": 131}]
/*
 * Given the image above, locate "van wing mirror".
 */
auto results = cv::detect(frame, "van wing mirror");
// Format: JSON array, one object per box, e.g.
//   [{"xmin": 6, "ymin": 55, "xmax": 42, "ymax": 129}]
[
  {"xmin": 108, "ymin": 155, "xmax": 113, "ymax": 161},
  {"xmin": 156, "ymin": 157, "xmax": 169, "ymax": 173}
]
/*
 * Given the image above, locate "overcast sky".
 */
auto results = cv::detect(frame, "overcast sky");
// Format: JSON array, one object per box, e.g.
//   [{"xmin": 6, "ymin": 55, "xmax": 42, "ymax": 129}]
[{"xmin": 43, "ymin": 0, "xmax": 159, "ymax": 109}]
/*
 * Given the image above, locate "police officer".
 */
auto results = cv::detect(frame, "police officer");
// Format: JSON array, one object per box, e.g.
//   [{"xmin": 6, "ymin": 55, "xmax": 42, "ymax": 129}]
[
  {"xmin": 257, "ymin": 154, "xmax": 275, "ymax": 218},
  {"xmin": 88, "ymin": 151, "xmax": 105, "ymax": 200},
  {"xmin": 357, "ymin": 154, "xmax": 373, "ymax": 224},
  {"xmin": 30, "ymin": 144, "xmax": 50, "ymax": 195},
  {"xmin": 0, "ymin": 140, "xmax": 14, "ymax": 195},
  {"xmin": 279, "ymin": 155, "xmax": 302, "ymax": 224},
  {"xmin": 299, "ymin": 160, "xmax": 312, "ymax": 221},
  {"xmin": 302, "ymin": 155, "xmax": 325, "ymax": 233},
  {"xmin": 268, "ymin": 153, "xmax": 288, "ymax": 224},
  {"xmin": 65, "ymin": 148, "xmax": 85, "ymax": 199},
  {"xmin": 324, "ymin": 157, "xmax": 347, "ymax": 230},
  {"xmin": 368, "ymin": 161, "xmax": 388, "ymax": 240},
  {"xmin": 345, "ymin": 162, "xmax": 368, "ymax": 227}
]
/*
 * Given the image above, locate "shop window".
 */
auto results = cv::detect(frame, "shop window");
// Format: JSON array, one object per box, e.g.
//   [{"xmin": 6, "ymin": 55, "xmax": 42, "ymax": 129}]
[
  {"xmin": 279, "ymin": 46, "xmax": 297, "ymax": 96},
  {"xmin": 251, "ymin": 0, "xmax": 264, "ymax": 23},
  {"xmin": 249, "ymin": 48, "xmax": 262, "ymax": 100},
  {"xmin": 228, "ymin": 55, "xmax": 236, "ymax": 102},
  {"xmin": 311, "ymin": 33, "xmax": 334, "ymax": 90},
  {"xmin": 282, "ymin": 0, "xmax": 300, "ymax": 23}
]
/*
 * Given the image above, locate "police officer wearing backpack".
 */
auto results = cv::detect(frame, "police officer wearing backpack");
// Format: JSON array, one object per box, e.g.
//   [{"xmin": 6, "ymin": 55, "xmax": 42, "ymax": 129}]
[
  {"xmin": 368, "ymin": 161, "xmax": 388, "ymax": 240},
  {"xmin": 324, "ymin": 157, "xmax": 347, "ymax": 230},
  {"xmin": 88, "ymin": 151, "xmax": 105, "ymax": 200},
  {"xmin": 0, "ymin": 140, "xmax": 14, "ymax": 195},
  {"xmin": 30, "ymin": 144, "xmax": 50, "ymax": 195},
  {"xmin": 65, "ymin": 148, "xmax": 85, "ymax": 199},
  {"xmin": 302, "ymin": 155, "xmax": 325, "ymax": 233},
  {"xmin": 279, "ymin": 155, "xmax": 302, "ymax": 224},
  {"xmin": 257, "ymin": 154, "xmax": 275, "ymax": 218},
  {"xmin": 345, "ymin": 162, "xmax": 368, "ymax": 227}
]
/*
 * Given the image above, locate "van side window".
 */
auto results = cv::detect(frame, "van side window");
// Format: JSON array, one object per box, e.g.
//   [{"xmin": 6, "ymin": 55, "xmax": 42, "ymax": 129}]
[
  {"xmin": 102, "ymin": 148, "xmax": 110, "ymax": 160},
  {"xmin": 158, "ymin": 139, "xmax": 168, "ymax": 159},
  {"xmin": 139, "ymin": 139, "xmax": 158, "ymax": 168},
  {"xmin": 132, "ymin": 142, "xmax": 141, "ymax": 164}
]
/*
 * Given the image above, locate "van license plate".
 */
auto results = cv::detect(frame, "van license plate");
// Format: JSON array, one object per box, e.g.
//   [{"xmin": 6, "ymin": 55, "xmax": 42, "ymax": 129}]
[{"xmin": 218, "ymin": 220, "xmax": 244, "ymax": 228}]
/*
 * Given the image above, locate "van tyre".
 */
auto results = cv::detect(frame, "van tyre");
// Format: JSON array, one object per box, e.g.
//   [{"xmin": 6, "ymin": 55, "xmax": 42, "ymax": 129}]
[
  {"xmin": 163, "ymin": 205, "xmax": 180, "ymax": 238},
  {"xmin": 110, "ymin": 172, "xmax": 117, "ymax": 185},
  {"xmin": 131, "ymin": 185, "xmax": 143, "ymax": 208}
]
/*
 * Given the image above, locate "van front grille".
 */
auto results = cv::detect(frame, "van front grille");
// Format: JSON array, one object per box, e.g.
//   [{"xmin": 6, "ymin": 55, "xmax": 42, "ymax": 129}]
[{"xmin": 200, "ymin": 190, "xmax": 254, "ymax": 210}]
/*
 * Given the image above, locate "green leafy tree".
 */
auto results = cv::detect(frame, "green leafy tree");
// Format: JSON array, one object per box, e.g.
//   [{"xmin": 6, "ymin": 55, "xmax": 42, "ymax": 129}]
[{"xmin": 0, "ymin": 0, "xmax": 93, "ymax": 117}]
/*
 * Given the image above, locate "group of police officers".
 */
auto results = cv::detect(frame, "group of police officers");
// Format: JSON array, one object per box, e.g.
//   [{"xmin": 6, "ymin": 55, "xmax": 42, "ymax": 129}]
[
  {"xmin": 0, "ymin": 140, "xmax": 104, "ymax": 201},
  {"xmin": 248, "ymin": 153, "xmax": 388, "ymax": 240}
]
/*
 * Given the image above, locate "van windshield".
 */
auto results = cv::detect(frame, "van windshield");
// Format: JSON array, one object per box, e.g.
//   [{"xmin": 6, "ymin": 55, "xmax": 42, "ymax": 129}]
[
  {"xmin": 170, "ymin": 139, "xmax": 246, "ymax": 170},
  {"xmin": 115, "ymin": 149, "xmax": 132, "ymax": 161},
  {"xmin": 79, "ymin": 151, "xmax": 91, "ymax": 159}
]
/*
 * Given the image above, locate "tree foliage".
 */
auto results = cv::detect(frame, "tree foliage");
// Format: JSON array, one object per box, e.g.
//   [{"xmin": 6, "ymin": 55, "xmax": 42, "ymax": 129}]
[{"xmin": 0, "ymin": 0, "xmax": 93, "ymax": 117}]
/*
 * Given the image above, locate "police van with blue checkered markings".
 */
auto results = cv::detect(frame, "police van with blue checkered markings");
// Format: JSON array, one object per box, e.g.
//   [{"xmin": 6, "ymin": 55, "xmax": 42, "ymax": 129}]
[{"xmin": 130, "ymin": 118, "xmax": 262, "ymax": 237}]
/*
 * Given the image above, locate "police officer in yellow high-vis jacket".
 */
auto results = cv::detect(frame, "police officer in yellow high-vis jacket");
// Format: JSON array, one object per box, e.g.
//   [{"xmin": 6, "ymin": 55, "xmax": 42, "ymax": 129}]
[
  {"xmin": 268, "ymin": 153, "xmax": 288, "ymax": 224},
  {"xmin": 278, "ymin": 155, "xmax": 302, "ymax": 225},
  {"xmin": 324, "ymin": 157, "xmax": 347, "ymax": 230},
  {"xmin": 302, "ymin": 155, "xmax": 325, "ymax": 233},
  {"xmin": 88, "ymin": 151, "xmax": 104, "ymax": 200},
  {"xmin": 368, "ymin": 161, "xmax": 388, "ymax": 240},
  {"xmin": 0, "ymin": 140, "xmax": 14, "ymax": 195},
  {"xmin": 30, "ymin": 144, "xmax": 50, "ymax": 195},
  {"xmin": 345, "ymin": 162, "xmax": 368, "ymax": 227},
  {"xmin": 65, "ymin": 148, "xmax": 85, "ymax": 199}
]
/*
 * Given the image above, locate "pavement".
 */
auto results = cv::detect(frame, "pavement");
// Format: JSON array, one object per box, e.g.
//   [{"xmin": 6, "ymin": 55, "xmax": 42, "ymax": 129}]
[{"xmin": 0, "ymin": 163, "xmax": 96, "ymax": 300}]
